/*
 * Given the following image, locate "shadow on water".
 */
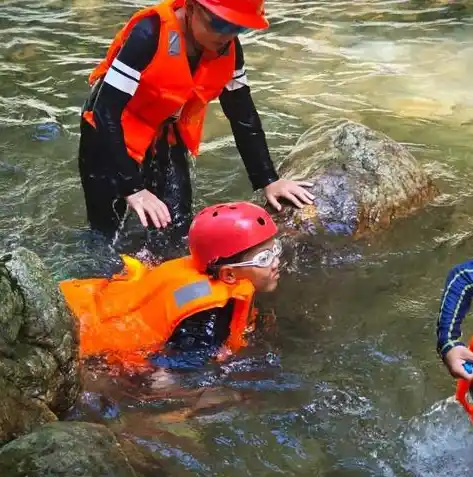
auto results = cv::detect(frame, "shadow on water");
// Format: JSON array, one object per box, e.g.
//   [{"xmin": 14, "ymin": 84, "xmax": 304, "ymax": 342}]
[{"xmin": 3, "ymin": 0, "xmax": 473, "ymax": 475}]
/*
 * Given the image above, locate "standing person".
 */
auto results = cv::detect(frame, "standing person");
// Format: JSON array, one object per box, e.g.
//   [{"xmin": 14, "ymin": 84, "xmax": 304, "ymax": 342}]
[{"xmin": 78, "ymin": 0, "xmax": 314, "ymax": 239}]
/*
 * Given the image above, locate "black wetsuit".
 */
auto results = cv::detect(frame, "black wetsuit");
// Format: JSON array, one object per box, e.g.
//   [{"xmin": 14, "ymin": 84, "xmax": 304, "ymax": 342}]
[
  {"xmin": 150, "ymin": 300, "xmax": 236, "ymax": 368},
  {"xmin": 79, "ymin": 14, "xmax": 279, "ymax": 238}
]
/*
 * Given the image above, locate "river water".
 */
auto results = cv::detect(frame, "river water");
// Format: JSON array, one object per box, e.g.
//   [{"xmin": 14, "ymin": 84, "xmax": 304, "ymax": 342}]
[{"xmin": 2, "ymin": 0, "xmax": 473, "ymax": 475}]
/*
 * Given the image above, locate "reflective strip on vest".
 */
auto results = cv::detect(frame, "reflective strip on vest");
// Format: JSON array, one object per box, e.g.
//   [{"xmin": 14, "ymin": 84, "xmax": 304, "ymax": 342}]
[
  {"xmin": 168, "ymin": 30, "xmax": 180, "ymax": 56},
  {"xmin": 174, "ymin": 280, "xmax": 212, "ymax": 307}
]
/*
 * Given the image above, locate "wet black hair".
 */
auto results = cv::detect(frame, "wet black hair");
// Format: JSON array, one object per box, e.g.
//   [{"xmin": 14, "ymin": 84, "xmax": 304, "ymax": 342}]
[{"xmin": 205, "ymin": 250, "xmax": 247, "ymax": 279}]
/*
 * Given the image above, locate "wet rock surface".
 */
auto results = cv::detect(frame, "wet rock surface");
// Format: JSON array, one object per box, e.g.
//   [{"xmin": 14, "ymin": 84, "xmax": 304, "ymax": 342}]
[
  {"xmin": 274, "ymin": 119, "xmax": 438, "ymax": 238},
  {"xmin": 0, "ymin": 247, "xmax": 80, "ymax": 445},
  {"xmin": 0, "ymin": 421, "xmax": 169, "ymax": 477}
]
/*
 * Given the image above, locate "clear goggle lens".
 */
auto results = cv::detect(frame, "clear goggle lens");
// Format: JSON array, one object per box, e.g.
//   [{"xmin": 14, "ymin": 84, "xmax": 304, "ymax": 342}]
[{"xmin": 230, "ymin": 239, "xmax": 282, "ymax": 269}]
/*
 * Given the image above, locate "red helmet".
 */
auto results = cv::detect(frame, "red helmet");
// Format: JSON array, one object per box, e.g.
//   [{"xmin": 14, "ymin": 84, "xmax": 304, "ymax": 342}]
[
  {"xmin": 195, "ymin": 0, "xmax": 269, "ymax": 30},
  {"xmin": 189, "ymin": 201, "xmax": 278, "ymax": 272}
]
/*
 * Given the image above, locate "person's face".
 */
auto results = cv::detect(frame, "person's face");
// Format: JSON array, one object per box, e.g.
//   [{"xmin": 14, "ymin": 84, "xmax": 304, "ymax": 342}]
[
  {"xmin": 188, "ymin": 1, "xmax": 248, "ymax": 52},
  {"xmin": 220, "ymin": 238, "xmax": 281, "ymax": 293}
]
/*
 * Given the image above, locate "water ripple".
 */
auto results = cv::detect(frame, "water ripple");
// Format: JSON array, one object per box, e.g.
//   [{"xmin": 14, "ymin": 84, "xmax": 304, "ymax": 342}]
[{"xmin": 2, "ymin": 0, "xmax": 473, "ymax": 475}]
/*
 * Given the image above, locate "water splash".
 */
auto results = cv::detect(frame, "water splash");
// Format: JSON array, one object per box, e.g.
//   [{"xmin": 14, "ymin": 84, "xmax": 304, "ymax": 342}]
[{"xmin": 399, "ymin": 397, "xmax": 473, "ymax": 476}]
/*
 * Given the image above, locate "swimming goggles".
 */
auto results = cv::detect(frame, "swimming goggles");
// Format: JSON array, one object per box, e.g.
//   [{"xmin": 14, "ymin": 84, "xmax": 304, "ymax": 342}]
[{"xmin": 229, "ymin": 239, "xmax": 282, "ymax": 269}]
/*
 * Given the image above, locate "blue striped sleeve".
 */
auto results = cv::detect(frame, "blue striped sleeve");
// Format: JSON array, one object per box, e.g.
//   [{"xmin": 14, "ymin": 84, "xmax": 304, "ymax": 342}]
[{"xmin": 436, "ymin": 260, "xmax": 473, "ymax": 359}]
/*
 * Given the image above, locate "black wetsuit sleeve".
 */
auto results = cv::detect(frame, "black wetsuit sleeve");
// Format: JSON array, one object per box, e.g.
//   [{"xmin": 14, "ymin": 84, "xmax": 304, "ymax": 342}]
[
  {"xmin": 87, "ymin": 16, "xmax": 160, "ymax": 197},
  {"xmin": 218, "ymin": 38, "xmax": 279, "ymax": 191}
]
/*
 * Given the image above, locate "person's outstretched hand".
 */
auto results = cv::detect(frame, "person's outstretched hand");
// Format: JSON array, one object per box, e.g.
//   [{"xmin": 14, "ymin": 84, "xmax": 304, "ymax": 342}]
[
  {"xmin": 126, "ymin": 189, "xmax": 171, "ymax": 229},
  {"xmin": 264, "ymin": 179, "xmax": 315, "ymax": 211}
]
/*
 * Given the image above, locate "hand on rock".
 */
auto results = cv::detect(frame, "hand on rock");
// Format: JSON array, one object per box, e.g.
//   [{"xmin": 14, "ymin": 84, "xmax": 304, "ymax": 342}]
[
  {"xmin": 264, "ymin": 179, "xmax": 315, "ymax": 211},
  {"xmin": 125, "ymin": 189, "xmax": 171, "ymax": 229},
  {"xmin": 444, "ymin": 345, "xmax": 473, "ymax": 380}
]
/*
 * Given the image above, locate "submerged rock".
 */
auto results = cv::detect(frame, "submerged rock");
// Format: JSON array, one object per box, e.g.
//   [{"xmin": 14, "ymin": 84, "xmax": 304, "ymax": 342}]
[
  {"xmin": 0, "ymin": 421, "xmax": 168, "ymax": 477},
  {"xmin": 275, "ymin": 119, "xmax": 438, "ymax": 237},
  {"xmin": 0, "ymin": 248, "xmax": 80, "ymax": 445}
]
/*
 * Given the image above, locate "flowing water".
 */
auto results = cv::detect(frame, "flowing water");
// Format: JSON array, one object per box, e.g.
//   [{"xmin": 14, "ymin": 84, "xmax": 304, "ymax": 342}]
[{"xmin": 2, "ymin": 0, "xmax": 473, "ymax": 475}]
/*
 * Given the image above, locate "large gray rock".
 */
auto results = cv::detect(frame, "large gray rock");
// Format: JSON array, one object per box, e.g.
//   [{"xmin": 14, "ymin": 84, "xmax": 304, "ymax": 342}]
[
  {"xmin": 275, "ymin": 119, "xmax": 438, "ymax": 237},
  {"xmin": 0, "ymin": 248, "xmax": 80, "ymax": 445},
  {"xmin": 0, "ymin": 421, "xmax": 168, "ymax": 477}
]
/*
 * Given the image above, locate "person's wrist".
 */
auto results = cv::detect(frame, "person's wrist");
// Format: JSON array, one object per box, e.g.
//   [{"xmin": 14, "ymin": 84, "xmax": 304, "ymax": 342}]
[
  {"xmin": 254, "ymin": 175, "xmax": 279, "ymax": 191},
  {"xmin": 439, "ymin": 340, "xmax": 465, "ymax": 360}
]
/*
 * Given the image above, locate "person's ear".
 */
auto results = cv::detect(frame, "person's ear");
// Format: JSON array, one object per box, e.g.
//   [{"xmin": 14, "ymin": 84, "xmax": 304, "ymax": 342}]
[{"xmin": 219, "ymin": 266, "xmax": 237, "ymax": 284}]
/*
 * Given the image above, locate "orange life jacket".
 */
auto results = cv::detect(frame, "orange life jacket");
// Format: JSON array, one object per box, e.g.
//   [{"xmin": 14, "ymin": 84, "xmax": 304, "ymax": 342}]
[
  {"xmin": 83, "ymin": 0, "xmax": 236, "ymax": 162},
  {"xmin": 59, "ymin": 255, "xmax": 255, "ymax": 366}
]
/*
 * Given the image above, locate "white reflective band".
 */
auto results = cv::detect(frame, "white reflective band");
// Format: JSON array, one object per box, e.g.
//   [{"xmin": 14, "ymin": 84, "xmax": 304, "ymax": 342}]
[
  {"xmin": 104, "ymin": 68, "xmax": 138, "ymax": 96},
  {"xmin": 112, "ymin": 58, "xmax": 141, "ymax": 80},
  {"xmin": 225, "ymin": 74, "xmax": 248, "ymax": 91},
  {"xmin": 232, "ymin": 68, "xmax": 246, "ymax": 79}
]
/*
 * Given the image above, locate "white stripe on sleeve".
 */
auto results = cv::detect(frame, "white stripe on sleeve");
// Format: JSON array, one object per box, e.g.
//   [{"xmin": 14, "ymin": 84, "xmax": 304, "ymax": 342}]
[
  {"xmin": 225, "ymin": 73, "xmax": 249, "ymax": 91},
  {"xmin": 111, "ymin": 58, "xmax": 141, "ymax": 81},
  {"xmin": 104, "ymin": 68, "xmax": 139, "ymax": 96},
  {"xmin": 232, "ymin": 68, "xmax": 246, "ymax": 79}
]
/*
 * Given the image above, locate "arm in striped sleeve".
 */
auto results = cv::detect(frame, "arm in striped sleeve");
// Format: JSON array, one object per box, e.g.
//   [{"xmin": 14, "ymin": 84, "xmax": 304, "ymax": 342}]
[
  {"xmin": 437, "ymin": 260, "xmax": 473, "ymax": 359},
  {"xmin": 90, "ymin": 15, "xmax": 160, "ymax": 197}
]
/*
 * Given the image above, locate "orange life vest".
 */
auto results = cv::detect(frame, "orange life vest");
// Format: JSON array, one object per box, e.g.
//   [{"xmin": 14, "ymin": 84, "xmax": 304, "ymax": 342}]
[
  {"xmin": 83, "ymin": 0, "xmax": 236, "ymax": 162},
  {"xmin": 59, "ymin": 255, "xmax": 255, "ymax": 366}
]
